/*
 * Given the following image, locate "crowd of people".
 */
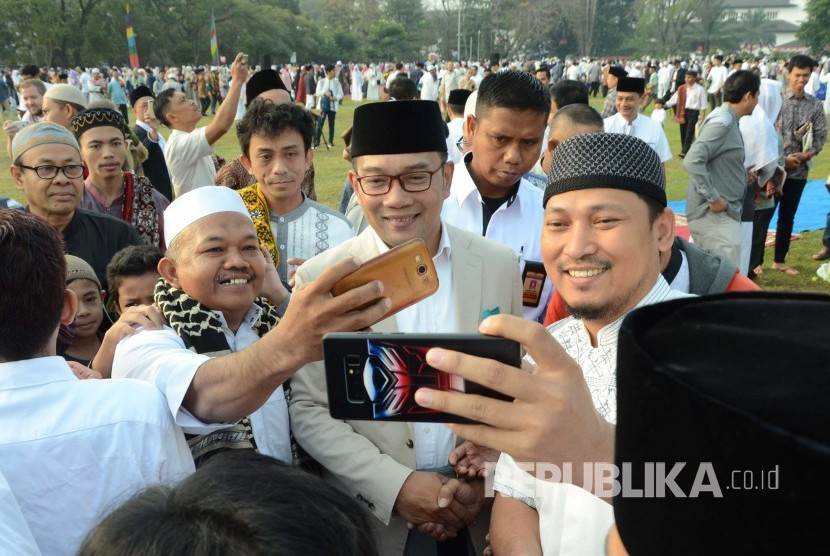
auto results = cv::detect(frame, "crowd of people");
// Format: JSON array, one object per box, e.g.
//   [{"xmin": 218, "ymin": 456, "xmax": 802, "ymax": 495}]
[{"xmin": 0, "ymin": 47, "xmax": 828, "ymax": 556}]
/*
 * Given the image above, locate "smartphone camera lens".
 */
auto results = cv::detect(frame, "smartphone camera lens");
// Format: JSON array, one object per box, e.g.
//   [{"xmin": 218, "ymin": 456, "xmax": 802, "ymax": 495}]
[{"xmin": 417, "ymin": 264, "xmax": 427, "ymax": 275}]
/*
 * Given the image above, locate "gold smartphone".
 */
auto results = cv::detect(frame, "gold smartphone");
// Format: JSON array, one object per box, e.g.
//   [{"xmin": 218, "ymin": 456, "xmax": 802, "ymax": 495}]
[
  {"xmin": 331, "ymin": 238, "xmax": 438, "ymax": 317},
  {"xmin": 146, "ymin": 99, "xmax": 155, "ymax": 120}
]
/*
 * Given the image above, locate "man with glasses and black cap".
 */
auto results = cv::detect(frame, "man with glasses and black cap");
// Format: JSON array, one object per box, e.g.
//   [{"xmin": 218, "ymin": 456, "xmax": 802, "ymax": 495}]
[
  {"xmin": 9, "ymin": 122, "xmax": 142, "ymax": 291},
  {"xmin": 289, "ymin": 100, "xmax": 522, "ymax": 555}
]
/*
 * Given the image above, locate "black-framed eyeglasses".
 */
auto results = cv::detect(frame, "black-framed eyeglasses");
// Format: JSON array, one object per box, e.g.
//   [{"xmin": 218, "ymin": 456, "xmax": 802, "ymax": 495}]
[
  {"xmin": 356, "ymin": 163, "xmax": 445, "ymax": 196},
  {"xmin": 17, "ymin": 164, "xmax": 85, "ymax": 180}
]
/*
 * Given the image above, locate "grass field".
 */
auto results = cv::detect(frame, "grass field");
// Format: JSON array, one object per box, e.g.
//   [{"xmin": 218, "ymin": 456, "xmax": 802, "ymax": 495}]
[{"xmin": 2, "ymin": 94, "xmax": 829, "ymax": 293}]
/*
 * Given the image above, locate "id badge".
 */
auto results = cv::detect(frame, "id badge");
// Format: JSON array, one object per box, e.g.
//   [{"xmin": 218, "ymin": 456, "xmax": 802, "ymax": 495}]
[{"xmin": 521, "ymin": 260, "xmax": 547, "ymax": 308}]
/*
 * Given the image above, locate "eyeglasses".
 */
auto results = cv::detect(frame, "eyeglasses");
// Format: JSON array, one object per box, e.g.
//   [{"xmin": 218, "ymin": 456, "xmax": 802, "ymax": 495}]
[
  {"xmin": 17, "ymin": 164, "xmax": 85, "ymax": 180},
  {"xmin": 356, "ymin": 163, "xmax": 445, "ymax": 196}
]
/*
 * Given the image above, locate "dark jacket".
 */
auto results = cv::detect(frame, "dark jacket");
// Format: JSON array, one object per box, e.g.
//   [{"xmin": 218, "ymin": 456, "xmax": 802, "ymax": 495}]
[{"xmin": 134, "ymin": 124, "xmax": 173, "ymax": 201}]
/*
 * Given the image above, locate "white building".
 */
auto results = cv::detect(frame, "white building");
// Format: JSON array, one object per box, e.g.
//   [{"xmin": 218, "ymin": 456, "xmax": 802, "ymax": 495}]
[{"xmin": 722, "ymin": 0, "xmax": 807, "ymax": 49}]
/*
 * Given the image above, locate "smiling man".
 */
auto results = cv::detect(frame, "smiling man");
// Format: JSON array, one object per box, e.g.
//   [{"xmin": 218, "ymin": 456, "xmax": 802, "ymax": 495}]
[
  {"xmin": 112, "ymin": 185, "xmax": 390, "ymax": 468},
  {"xmin": 487, "ymin": 133, "xmax": 691, "ymax": 555},
  {"xmin": 236, "ymin": 100, "xmax": 352, "ymax": 282},
  {"xmin": 290, "ymin": 100, "xmax": 522, "ymax": 555},
  {"xmin": 72, "ymin": 107, "xmax": 168, "ymax": 248},
  {"xmin": 604, "ymin": 77, "xmax": 672, "ymax": 165},
  {"xmin": 442, "ymin": 69, "xmax": 552, "ymax": 322}
]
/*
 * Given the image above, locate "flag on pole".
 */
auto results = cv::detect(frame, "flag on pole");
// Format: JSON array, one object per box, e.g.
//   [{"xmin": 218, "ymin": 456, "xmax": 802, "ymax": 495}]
[
  {"xmin": 210, "ymin": 11, "xmax": 219, "ymax": 65},
  {"xmin": 125, "ymin": 3, "xmax": 140, "ymax": 69}
]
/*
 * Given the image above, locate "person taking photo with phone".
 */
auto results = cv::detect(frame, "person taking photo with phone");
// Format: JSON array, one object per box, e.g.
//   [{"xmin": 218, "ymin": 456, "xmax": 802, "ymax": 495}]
[{"xmin": 290, "ymin": 100, "xmax": 523, "ymax": 556}]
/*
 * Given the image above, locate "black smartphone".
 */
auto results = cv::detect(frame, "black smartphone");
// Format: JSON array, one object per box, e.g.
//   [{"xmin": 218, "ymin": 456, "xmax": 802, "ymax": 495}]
[{"xmin": 322, "ymin": 333, "xmax": 520, "ymax": 423}]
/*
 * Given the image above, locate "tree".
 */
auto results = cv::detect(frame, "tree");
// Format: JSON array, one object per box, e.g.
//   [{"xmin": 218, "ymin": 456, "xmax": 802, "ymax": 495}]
[
  {"xmin": 365, "ymin": 20, "xmax": 408, "ymax": 60},
  {"xmin": 592, "ymin": 0, "xmax": 637, "ymax": 56},
  {"xmin": 629, "ymin": 0, "xmax": 701, "ymax": 56},
  {"xmin": 692, "ymin": 0, "xmax": 724, "ymax": 55},
  {"xmin": 798, "ymin": 0, "xmax": 830, "ymax": 55},
  {"xmin": 738, "ymin": 9, "xmax": 777, "ymax": 53}
]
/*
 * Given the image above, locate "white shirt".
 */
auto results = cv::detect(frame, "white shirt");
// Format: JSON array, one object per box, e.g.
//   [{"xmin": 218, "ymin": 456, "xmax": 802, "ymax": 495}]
[
  {"xmin": 493, "ymin": 277, "xmax": 692, "ymax": 555},
  {"xmin": 164, "ymin": 126, "xmax": 215, "ymax": 198},
  {"xmin": 443, "ymin": 154, "xmax": 552, "ymax": 322},
  {"xmin": 604, "ymin": 112, "xmax": 673, "ymax": 162},
  {"xmin": 707, "ymin": 65, "xmax": 728, "ymax": 94},
  {"xmin": 373, "ymin": 224, "xmax": 457, "ymax": 470},
  {"xmin": 113, "ymin": 305, "xmax": 293, "ymax": 463},
  {"xmin": 0, "ymin": 357, "xmax": 194, "ymax": 556},
  {"xmin": 0, "ymin": 471, "xmax": 39, "ymax": 556},
  {"xmin": 445, "ymin": 117, "xmax": 465, "ymax": 164},
  {"xmin": 684, "ymin": 83, "xmax": 707, "ymax": 110},
  {"xmin": 652, "ymin": 107, "xmax": 666, "ymax": 126},
  {"xmin": 385, "ymin": 70, "xmax": 401, "ymax": 90},
  {"xmin": 315, "ymin": 77, "xmax": 344, "ymax": 111},
  {"xmin": 419, "ymin": 71, "xmax": 436, "ymax": 101},
  {"xmin": 270, "ymin": 196, "xmax": 354, "ymax": 283}
]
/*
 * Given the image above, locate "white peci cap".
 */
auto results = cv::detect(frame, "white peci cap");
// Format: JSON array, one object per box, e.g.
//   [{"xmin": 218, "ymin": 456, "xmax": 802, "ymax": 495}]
[{"xmin": 163, "ymin": 186, "xmax": 252, "ymax": 247}]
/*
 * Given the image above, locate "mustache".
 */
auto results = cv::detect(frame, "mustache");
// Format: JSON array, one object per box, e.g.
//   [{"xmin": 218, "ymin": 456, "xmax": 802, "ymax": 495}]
[{"xmin": 558, "ymin": 257, "xmax": 612, "ymax": 271}]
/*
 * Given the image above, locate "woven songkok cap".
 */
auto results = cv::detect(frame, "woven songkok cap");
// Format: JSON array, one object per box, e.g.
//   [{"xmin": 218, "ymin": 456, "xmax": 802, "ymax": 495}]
[
  {"xmin": 544, "ymin": 133, "xmax": 666, "ymax": 208},
  {"xmin": 11, "ymin": 122, "xmax": 80, "ymax": 162},
  {"xmin": 65, "ymin": 255, "xmax": 101, "ymax": 289},
  {"xmin": 71, "ymin": 108, "xmax": 127, "ymax": 140}
]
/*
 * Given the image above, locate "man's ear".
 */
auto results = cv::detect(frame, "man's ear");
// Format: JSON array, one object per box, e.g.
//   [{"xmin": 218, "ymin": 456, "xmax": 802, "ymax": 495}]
[
  {"xmin": 347, "ymin": 169, "xmax": 361, "ymax": 198},
  {"xmin": 240, "ymin": 154, "xmax": 254, "ymax": 176},
  {"xmin": 9, "ymin": 165, "xmax": 25, "ymax": 191},
  {"xmin": 463, "ymin": 114, "xmax": 477, "ymax": 143},
  {"xmin": 441, "ymin": 160, "xmax": 454, "ymax": 199},
  {"xmin": 548, "ymin": 137, "xmax": 559, "ymax": 155},
  {"xmin": 157, "ymin": 257, "xmax": 181, "ymax": 289},
  {"xmin": 61, "ymin": 289, "xmax": 78, "ymax": 326},
  {"xmin": 305, "ymin": 147, "xmax": 314, "ymax": 168},
  {"xmin": 655, "ymin": 207, "xmax": 676, "ymax": 252}
]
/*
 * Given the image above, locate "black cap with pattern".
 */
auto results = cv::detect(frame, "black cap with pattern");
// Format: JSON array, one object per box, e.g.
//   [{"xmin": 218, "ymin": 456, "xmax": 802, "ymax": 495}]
[
  {"xmin": 71, "ymin": 108, "xmax": 127, "ymax": 140},
  {"xmin": 543, "ymin": 133, "xmax": 666, "ymax": 208}
]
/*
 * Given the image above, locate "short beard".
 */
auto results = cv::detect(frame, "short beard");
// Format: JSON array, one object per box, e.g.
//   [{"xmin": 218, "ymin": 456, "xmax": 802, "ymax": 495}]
[
  {"xmin": 564, "ymin": 299, "xmax": 626, "ymax": 323},
  {"xmin": 563, "ymin": 275, "xmax": 650, "ymax": 325}
]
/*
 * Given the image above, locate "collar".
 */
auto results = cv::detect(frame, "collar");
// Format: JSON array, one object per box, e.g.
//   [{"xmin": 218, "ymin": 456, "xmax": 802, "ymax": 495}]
[
  {"xmin": 0, "ymin": 356, "xmax": 76, "ymax": 389},
  {"xmin": 456, "ymin": 152, "xmax": 523, "ymax": 208},
  {"xmin": 614, "ymin": 111, "xmax": 641, "ymax": 127},
  {"xmin": 592, "ymin": 275, "xmax": 674, "ymax": 348},
  {"xmin": 785, "ymin": 90, "xmax": 805, "ymax": 100},
  {"xmin": 371, "ymin": 220, "xmax": 452, "ymax": 261},
  {"xmin": 135, "ymin": 120, "xmax": 152, "ymax": 133},
  {"xmin": 216, "ymin": 304, "xmax": 263, "ymax": 335},
  {"xmin": 268, "ymin": 193, "xmax": 308, "ymax": 219},
  {"xmin": 84, "ymin": 175, "xmax": 124, "ymax": 208}
]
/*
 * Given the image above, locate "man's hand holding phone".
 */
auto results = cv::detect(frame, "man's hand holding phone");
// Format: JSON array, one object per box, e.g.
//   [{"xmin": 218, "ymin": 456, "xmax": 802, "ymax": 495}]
[{"xmin": 413, "ymin": 315, "xmax": 616, "ymax": 495}]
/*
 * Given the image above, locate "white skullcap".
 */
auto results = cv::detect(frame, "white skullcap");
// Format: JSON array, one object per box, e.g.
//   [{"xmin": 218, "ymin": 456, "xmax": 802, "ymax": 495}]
[
  {"xmin": 45, "ymin": 84, "xmax": 89, "ymax": 109},
  {"xmin": 463, "ymin": 90, "xmax": 478, "ymax": 119},
  {"xmin": 163, "ymin": 186, "xmax": 253, "ymax": 247}
]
